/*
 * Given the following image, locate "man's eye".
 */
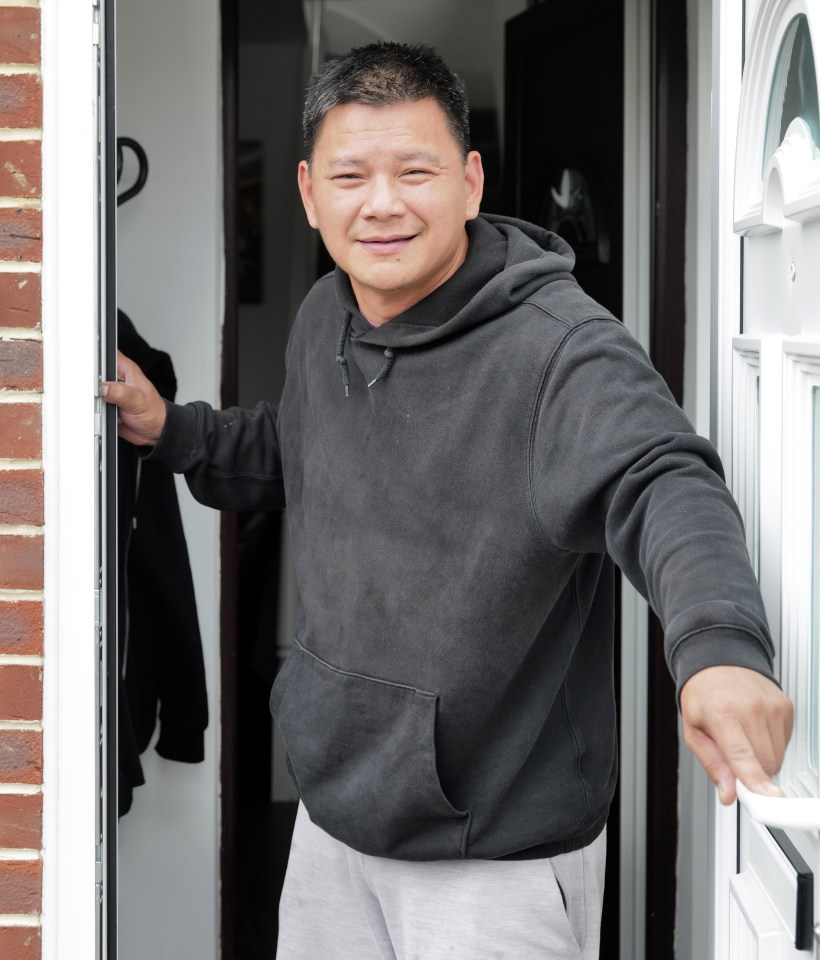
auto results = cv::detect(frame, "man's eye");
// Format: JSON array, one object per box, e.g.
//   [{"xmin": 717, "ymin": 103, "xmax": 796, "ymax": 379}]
[
  {"xmin": 333, "ymin": 174, "xmax": 362, "ymax": 182},
  {"xmin": 403, "ymin": 169, "xmax": 429, "ymax": 177}
]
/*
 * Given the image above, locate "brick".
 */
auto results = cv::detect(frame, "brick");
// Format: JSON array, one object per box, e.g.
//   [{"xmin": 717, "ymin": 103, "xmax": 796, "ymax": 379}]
[
  {"xmin": 0, "ymin": 9, "xmax": 40, "ymax": 65},
  {"xmin": 0, "ymin": 209, "xmax": 40, "ymax": 262},
  {"xmin": 0, "ymin": 76, "xmax": 41, "ymax": 129},
  {"xmin": 0, "ymin": 275, "xmax": 39, "ymax": 329},
  {"xmin": 0, "ymin": 793, "xmax": 41, "ymax": 848},
  {"xmin": 0, "ymin": 730, "xmax": 41, "ymax": 783},
  {"xmin": 0, "ymin": 666, "xmax": 41, "ymax": 721},
  {"xmin": 0, "ymin": 142, "xmax": 40, "ymax": 198},
  {"xmin": 0, "ymin": 471, "xmax": 42, "ymax": 524},
  {"xmin": 0, "ymin": 404, "xmax": 40, "ymax": 458},
  {"xmin": 0, "ymin": 601, "xmax": 42, "ymax": 655},
  {"xmin": 0, "ymin": 859, "xmax": 40, "ymax": 914},
  {"xmin": 0, "ymin": 537, "xmax": 42, "ymax": 590},
  {"xmin": 0, "ymin": 340, "xmax": 40, "ymax": 390},
  {"xmin": 0, "ymin": 927, "xmax": 40, "ymax": 960},
  {"xmin": 0, "ymin": 341, "xmax": 40, "ymax": 391}
]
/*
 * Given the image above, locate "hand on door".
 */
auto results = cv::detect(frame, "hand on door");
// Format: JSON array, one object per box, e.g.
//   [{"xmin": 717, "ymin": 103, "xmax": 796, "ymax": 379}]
[
  {"xmin": 100, "ymin": 350, "xmax": 167, "ymax": 446},
  {"xmin": 680, "ymin": 665, "xmax": 794, "ymax": 805}
]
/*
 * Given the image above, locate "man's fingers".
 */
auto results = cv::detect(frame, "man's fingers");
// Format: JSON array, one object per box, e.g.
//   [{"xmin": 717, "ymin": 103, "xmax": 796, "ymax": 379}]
[
  {"xmin": 706, "ymin": 715, "xmax": 780, "ymax": 800},
  {"xmin": 683, "ymin": 717, "xmax": 782, "ymax": 804},
  {"xmin": 682, "ymin": 723, "xmax": 735, "ymax": 803},
  {"xmin": 99, "ymin": 351, "xmax": 167, "ymax": 445},
  {"xmin": 680, "ymin": 665, "xmax": 794, "ymax": 806},
  {"xmin": 767, "ymin": 708, "xmax": 792, "ymax": 778}
]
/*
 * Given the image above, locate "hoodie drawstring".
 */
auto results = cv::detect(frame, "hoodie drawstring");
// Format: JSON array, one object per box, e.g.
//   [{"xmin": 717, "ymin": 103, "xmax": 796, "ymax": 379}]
[
  {"xmin": 335, "ymin": 312, "xmax": 396, "ymax": 395},
  {"xmin": 336, "ymin": 311, "xmax": 352, "ymax": 397},
  {"xmin": 367, "ymin": 349, "xmax": 395, "ymax": 389}
]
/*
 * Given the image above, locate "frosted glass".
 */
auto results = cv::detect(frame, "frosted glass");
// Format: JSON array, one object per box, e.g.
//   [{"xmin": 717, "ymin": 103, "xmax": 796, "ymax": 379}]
[{"xmin": 763, "ymin": 15, "xmax": 820, "ymax": 173}]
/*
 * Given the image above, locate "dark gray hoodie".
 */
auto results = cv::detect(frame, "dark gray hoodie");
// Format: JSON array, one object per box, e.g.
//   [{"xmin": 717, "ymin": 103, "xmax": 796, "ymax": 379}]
[{"xmin": 151, "ymin": 213, "xmax": 774, "ymax": 861}]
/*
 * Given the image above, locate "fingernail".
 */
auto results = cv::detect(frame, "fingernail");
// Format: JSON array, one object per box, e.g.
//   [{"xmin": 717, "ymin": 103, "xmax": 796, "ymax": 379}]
[
  {"xmin": 758, "ymin": 780, "xmax": 784, "ymax": 797},
  {"xmin": 99, "ymin": 383, "xmax": 109, "ymax": 398}
]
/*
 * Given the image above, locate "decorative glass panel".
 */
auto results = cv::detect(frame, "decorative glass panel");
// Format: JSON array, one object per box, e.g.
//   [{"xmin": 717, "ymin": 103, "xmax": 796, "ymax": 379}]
[
  {"xmin": 762, "ymin": 14, "xmax": 820, "ymax": 173},
  {"xmin": 541, "ymin": 168, "xmax": 597, "ymax": 247}
]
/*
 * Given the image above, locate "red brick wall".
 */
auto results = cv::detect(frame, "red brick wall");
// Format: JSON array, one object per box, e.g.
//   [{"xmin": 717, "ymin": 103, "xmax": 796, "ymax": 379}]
[{"xmin": 0, "ymin": 4, "xmax": 43, "ymax": 957}]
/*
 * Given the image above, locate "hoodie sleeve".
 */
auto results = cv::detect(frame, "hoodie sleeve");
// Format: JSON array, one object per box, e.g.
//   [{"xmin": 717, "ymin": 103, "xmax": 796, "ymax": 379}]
[
  {"xmin": 529, "ymin": 316, "xmax": 774, "ymax": 698},
  {"xmin": 146, "ymin": 398, "xmax": 286, "ymax": 512}
]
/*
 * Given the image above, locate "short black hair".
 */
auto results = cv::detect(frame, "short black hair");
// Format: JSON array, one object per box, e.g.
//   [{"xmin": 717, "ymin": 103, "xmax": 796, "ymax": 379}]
[{"xmin": 303, "ymin": 42, "xmax": 471, "ymax": 165}]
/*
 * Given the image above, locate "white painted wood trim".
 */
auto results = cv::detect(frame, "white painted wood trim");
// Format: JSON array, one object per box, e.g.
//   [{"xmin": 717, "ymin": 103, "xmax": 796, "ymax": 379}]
[
  {"xmin": 620, "ymin": 2, "xmax": 651, "ymax": 958},
  {"xmin": 730, "ymin": 338, "xmax": 761, "ymax": 575},
  {"xmin": 40, "ymin": 0, "xmax": 102, "ymax": 957},
  {"xmin": 779, "ymin": 340, "xmax": 820, "ymax": 795}
]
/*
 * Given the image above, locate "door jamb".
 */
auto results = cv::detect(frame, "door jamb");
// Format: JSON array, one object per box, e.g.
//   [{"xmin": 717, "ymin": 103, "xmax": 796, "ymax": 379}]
[
  {"xmin": 219, "ymin": 0, "xmax": 240, "ymax": 956},
  {"xmin": 40, "ymin": 1, "xmax": 102, "ymax": 957},
  {"xmin": 710, "ymin": 0, "xmax": 746, "ymax": 956},
  {"xmin": 620, "ymin": 1, "xmax": 652, "ymax": 958}
]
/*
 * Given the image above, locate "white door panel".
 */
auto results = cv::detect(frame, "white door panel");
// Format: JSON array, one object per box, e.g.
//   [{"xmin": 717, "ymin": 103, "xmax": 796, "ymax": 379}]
[{"xmin": 725, "ymin": 0, "xmax": 820, "ymax": 957}]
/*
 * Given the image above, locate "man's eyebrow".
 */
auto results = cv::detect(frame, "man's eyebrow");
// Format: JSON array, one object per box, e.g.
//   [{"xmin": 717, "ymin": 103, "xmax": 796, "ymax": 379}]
[
  {"xmin": 327, "ymin": 156, "xmax": 365, "ymax": 168},
  {"xmin": 395, "ymin": 150, "xmax": 441, "ymax": 164},
  {"xmin": 326, "ymin": 150, "xmax": 442, "ymax": 168}
]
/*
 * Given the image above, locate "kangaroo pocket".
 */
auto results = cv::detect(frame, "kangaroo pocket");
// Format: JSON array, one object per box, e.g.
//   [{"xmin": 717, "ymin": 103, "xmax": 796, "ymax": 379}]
[{"xmin": 270, "ymin": 641, "xmax": 470, "ymax": 860}]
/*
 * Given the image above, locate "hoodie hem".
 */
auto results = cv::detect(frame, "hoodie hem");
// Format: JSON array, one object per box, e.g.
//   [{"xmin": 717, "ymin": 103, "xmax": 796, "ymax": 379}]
[{"xmin": 491, "ymin": 805, "xmax": 609, "ymax": 861}]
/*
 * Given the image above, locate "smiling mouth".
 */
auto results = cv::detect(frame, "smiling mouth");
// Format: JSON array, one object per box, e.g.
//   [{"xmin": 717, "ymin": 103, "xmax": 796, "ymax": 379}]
[{"xmin": 359, "ymin": 236, "xmax": 415, "ymax": 253}]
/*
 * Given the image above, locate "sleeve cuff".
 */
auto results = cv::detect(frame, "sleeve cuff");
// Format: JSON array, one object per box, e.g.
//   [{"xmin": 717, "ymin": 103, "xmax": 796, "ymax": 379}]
[
  {"xmin": 141, "ymin": 399, "xmax": 199, "ymax": 472},
  {"xmin": 155, "ymin": 722, "xmax": 206, "ymax": 764},
  {"xmin": 670, "ymin": 626, "xmax": 777, "ymax": 705}
]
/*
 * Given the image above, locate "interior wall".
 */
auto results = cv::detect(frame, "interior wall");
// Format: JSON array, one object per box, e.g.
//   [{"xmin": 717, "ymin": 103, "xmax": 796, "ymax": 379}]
[{"xmin": 115, "ymin": 0, "xmax": 223, "ymax": 957}]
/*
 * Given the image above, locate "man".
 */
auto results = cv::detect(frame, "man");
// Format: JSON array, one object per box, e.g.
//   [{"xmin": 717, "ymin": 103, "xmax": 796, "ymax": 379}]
[{"xmin": 103, "ymin": 42, "xmax": 791, "ymax": 960}]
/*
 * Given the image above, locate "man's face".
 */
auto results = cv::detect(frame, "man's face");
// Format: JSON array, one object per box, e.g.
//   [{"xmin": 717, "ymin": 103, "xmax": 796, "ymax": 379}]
[{"xmin": 298, "ymin": 98, "xmax": 484, "ymax": 323}]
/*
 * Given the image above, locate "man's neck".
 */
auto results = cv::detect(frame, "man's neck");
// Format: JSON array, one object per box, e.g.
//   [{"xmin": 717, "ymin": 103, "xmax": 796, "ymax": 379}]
[{"xmin": 351, "ymin": 236, "xmax": 470, "ymax": 326}]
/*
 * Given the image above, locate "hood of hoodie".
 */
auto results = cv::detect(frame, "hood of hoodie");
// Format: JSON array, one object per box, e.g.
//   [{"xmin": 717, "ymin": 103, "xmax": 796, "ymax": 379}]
[{"xmin": 334, "ymin": 213, "xmax": 576, "ymax": 351}]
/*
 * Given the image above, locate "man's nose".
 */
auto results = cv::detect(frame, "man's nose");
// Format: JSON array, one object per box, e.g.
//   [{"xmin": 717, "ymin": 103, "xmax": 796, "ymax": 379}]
[{"xmin": 360, "ymin": 176, "xmax": 406, "ymax": 218}]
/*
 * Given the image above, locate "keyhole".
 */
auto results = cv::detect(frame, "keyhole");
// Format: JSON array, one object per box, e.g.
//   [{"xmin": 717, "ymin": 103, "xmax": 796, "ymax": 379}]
[{"xmin": 790, "ymin": 262, "xmax": 797, "ymax": 282}]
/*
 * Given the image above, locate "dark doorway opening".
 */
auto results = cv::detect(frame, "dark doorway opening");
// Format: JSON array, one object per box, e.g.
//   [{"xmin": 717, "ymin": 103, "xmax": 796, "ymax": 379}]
[
  {"xmin": 219, "ymin": 2, "xmax": 686, "ymax": 958},
  {"xmin": 505, "ymin": 3, "xmax": 625, "ymax": 955}
]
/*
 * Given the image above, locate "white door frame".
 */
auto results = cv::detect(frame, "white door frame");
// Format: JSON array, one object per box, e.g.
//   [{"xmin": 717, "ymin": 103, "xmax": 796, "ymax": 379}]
[{"xmin": 40, "ymin": 0, "xmax": 103, "ymax": 956}]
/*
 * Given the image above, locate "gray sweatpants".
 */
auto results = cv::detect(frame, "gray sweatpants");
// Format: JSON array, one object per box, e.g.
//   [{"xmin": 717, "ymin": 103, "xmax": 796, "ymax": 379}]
[{"xmin": 278, "ymin": 803, "xmax": 606, "ymax": 959}]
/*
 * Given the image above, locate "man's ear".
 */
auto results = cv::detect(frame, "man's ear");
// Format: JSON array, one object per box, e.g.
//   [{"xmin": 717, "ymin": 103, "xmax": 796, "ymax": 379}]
[
  {"xmin": 297, "ymin": 160, "xmax": 319, "ymax": 229},
  {"xmin": 464, "ymin": 150, "xmax": 485, "ymax": 221}
]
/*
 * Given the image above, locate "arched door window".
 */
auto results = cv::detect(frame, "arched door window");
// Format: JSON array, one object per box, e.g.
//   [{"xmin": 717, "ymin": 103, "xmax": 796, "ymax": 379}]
[{"xmin": 763, "ymin": 13, "xmax": 820, "ymax": 172}]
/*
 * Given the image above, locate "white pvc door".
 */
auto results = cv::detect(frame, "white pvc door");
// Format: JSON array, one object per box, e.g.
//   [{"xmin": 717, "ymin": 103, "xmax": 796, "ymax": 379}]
[{"xmin": 725, "ymin": 0, "xmax": 820, "ymax": 956}]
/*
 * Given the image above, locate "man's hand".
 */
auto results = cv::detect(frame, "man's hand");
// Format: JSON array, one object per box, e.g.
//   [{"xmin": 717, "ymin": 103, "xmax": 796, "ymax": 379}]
[
  {"xmin": 100, "ymin": 351, "xmax": 167, "ymax": 446},
  {"xmin": 680, "ymin": 665, "xmax": 793, "ymax": 805}
]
